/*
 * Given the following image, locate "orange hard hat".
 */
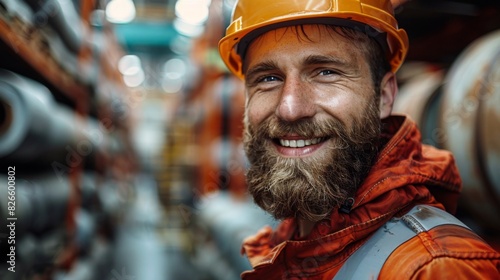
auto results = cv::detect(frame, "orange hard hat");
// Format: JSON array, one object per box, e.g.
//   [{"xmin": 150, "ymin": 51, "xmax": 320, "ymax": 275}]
[{"xmin": 218, "ymin": 0, "xmax": 409, "ymax": 79}]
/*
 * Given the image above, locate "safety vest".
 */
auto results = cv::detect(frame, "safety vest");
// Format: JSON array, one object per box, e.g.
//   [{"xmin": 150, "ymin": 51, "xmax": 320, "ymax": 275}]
[{"xmin": 333, "ymin": 205, "xmax": 471, "ymax": 279}]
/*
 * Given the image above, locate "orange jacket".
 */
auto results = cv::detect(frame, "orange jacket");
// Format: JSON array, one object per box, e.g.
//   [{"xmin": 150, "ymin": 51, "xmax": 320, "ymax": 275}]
[{"xmin": 240, "ymin": 115, "xmax": 500, "ymax": 279}]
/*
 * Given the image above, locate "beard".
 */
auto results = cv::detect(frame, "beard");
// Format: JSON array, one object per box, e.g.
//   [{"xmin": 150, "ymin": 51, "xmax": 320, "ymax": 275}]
[{"xmin": 243, "ymin": 96, "xmax": 382, "ymax": 222}]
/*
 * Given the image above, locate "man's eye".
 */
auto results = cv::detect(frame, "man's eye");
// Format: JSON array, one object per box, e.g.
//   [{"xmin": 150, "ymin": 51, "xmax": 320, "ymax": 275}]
[
  {"xmin": 259, "ymin": 75, "xmax": 280, "ymax": 83},
  {"xmin": 319, "ymin": 69, "xmax": 338, "ymax": 76}
]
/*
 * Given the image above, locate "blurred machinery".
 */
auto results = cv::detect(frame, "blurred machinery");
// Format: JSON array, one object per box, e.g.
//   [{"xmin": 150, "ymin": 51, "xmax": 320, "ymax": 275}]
[
  {"xmin": 394, "ymin": 29, "xmax": 500, "ymax": 246},
  {"xmin": 441, "ymin": 29, "xmax": 500, "ymax": 234}
]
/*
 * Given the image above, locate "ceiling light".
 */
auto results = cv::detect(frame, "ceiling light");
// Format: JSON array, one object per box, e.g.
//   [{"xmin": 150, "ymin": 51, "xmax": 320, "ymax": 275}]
[
  {"xmin": 105, "ymin": 0, "xmax": 136, "ymax": 24},
  {"xmin": 175, "ymin": 0, "xmax": 209, "ymax": 26}
]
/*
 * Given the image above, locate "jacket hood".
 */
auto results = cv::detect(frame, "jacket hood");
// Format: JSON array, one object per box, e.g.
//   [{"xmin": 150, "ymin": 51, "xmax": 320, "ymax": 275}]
[
  {"xmin": 308, "ymin": 114, "xmax": 462, "ymax": 240},
  {"xmin": 355, "ymin": 114, "xmax": 461, "ymax": 214}
]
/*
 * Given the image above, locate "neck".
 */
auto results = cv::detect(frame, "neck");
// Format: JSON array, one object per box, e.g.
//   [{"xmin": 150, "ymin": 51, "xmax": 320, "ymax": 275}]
[{"xmin": 297, "ymin": 219, "xmax": 317, "ymax": 238}]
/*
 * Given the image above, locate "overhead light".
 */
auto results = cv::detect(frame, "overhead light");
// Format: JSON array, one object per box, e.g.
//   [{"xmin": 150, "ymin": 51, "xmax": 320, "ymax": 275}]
[
  {"xmin": 161, "ymin": 58, "xmax": 187, "ymax": 93},
  {"xmin": 105, "ymin": 0, "xmax": 136, "ymax": 24},
  {"xmin": 118, "ymin": 55, "xmax": 144, "ymax": 87},
  {"xmin": 123, "ymin": 69, "xmax": 145, "ymax": 87},
  {"xmin": 173, "ymin": 17, "xmax": 204, "ymax": 37},
  {"xmin": 175, "ymin": 0, "xmax": 210, "ymax": 26},
  {"xmin": 118, "ymin": 55, "xmax": 141, "ymax": 75}
]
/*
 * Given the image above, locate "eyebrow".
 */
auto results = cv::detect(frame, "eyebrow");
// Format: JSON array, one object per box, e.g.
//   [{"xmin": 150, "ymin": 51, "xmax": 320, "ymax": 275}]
[
  {"xmin": 244, "ymin": 60, "xmax": 279, "ymax": 82},
  {"xmin": 303, "ymin": 54, "xmax": 354, "ymax": 69}
]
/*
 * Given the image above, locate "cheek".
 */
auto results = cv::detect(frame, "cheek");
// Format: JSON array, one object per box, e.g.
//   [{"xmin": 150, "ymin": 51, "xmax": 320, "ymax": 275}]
[
  {"xmin": 246, "ymin": 95, "xmax": 277, "ymax": 125},
  {"xmin": 319, "ymin": 92, "xmax": 366, "ymax": 124}
]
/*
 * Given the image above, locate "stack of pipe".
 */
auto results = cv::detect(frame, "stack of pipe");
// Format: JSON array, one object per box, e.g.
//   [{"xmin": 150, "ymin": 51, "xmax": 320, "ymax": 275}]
[
  {"xmin": 20, "ymin": 0, "xmax": 90, "ymax": 83},
  {"xmin": 0, "ymin": 172, "xmax": 125, "ymax": 277},
  {"xmin": 0, "ymin": 175, "xmax": 71, "ymax": 235},
  {"xmin": 22, "ymin": 0, "xmax": 85, "ymax": 55},
  {"xmin": 0, "ymin": 69, "xmax": 105, "ymax": 167}
]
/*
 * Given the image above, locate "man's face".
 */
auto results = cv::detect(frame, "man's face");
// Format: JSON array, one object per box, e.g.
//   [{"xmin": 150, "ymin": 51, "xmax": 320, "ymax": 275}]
[{"xmin": 242, "ymin": 25, "xmax": 383, "ymax": 222}]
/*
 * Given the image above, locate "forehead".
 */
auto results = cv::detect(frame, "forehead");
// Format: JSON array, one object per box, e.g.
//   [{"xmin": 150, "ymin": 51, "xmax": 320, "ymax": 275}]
[{"xmin": 243, "ymin": 24, "xmax": 369, "ymax": 71}]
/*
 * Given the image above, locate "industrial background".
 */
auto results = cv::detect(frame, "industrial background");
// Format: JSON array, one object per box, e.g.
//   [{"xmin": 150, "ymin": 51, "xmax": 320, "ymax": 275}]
[{"xmin": 0, "ymin": 0, "xmax": 499, "ymax": 279}]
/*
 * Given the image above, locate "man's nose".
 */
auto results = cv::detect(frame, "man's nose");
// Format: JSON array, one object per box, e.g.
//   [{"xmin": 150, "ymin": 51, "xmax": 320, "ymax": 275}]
[{"xmin": 276, "ymin": 78, "xmax": 316, "ymax": 122}]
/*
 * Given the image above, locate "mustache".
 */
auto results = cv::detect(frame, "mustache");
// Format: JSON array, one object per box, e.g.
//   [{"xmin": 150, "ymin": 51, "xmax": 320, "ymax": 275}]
[
  {"xmin": 246, "ymin": 116, "xmax": 377, "ymax": 153},
  {"xmin": 250, "ymin": 116, "xmax": 348, "ymax": 140}
]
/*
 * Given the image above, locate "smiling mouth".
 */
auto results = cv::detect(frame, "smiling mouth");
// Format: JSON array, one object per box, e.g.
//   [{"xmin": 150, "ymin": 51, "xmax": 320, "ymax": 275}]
[{"xmin": 276, "ymin": 137, "xmax": 327, "ymax": 148}]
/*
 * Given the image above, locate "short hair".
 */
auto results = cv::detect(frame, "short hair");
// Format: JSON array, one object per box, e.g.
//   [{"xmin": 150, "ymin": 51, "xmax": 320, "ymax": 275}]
[{"xmin": 325, "ymin": 25, "xmax": 391, "ymax": 95}]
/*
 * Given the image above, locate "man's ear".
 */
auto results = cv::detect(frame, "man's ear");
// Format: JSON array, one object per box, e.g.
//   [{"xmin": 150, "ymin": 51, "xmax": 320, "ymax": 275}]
[{"xmin": 379, "ymin": 72, "xmax": 398, "ymax": 119}]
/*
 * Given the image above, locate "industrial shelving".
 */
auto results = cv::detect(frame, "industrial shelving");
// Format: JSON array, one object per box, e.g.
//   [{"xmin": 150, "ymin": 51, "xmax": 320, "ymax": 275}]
[{"xmin": 0, "ymin": 1, "xmax": 137, "ymax": 278}]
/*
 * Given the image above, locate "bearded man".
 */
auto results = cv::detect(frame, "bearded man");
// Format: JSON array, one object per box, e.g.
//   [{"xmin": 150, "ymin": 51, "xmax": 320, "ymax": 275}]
[{"xmin": 218, "ymin": 0, "xmax": 500, "ymax": 279}]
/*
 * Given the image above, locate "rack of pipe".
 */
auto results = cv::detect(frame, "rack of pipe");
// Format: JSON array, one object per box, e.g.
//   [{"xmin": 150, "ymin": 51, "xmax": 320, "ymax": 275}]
[{"xmin": 0, "ymin": 69, "xmax": 107, "ymax": 167}]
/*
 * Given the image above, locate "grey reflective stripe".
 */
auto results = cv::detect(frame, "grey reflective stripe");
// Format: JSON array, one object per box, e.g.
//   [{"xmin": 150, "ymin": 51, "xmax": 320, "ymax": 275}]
[{"xmin": 333, "ymin": 205, "xmax": 471, "ymax": 280}]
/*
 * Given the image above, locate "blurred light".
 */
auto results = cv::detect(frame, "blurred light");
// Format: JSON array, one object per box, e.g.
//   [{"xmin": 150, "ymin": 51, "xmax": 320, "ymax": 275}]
[
  {"xmin": 175, "ymin": 0, "xmax": 210, "ymax": 25},
  {"xmin": 170, "ymin": 35, "xmax": 193, "ymax": 55},
  {"xmin": 119, "ymin": 55, "xmax": 144, "ymax": 87},
  {"xmin": 162, "ymin": 77, "xmax": 183, "ymax": 93},
  {"xmin": 173, "ymin": 18, "xmax": 204, "ymax": 37},
  {"xmin": 105, "ymin": 0, "xmax": 136, "ymax": 24},
  {"xmin": 163, "ymin": 58, "xmax": 187, "ymax": 79},
  {"xmin": 123, "ymin": 69, "xmax": 145, "ymax": 87},
  {"xmin": 118, "ymin": 55, "xmax": 141, "ymax": 75},
  {"xmin": 161, "ymin": 58, "xmax": 187, "ymax": 93}
]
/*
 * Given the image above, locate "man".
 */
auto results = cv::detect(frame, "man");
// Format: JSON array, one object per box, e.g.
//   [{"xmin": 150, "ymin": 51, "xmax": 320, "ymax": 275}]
[{"xmin": 218, "ymin": 0, "xmax": 500, "ymax": 279}]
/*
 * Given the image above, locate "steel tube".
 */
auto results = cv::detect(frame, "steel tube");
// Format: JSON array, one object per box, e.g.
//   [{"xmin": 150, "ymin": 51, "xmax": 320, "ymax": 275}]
[
  {"xmin": 440, "ymin": 29, "xmax": 500, "ymax": 232},
  {"xmin": 0, "ymin": 70, "xmax": 104, "ymax": 166}
]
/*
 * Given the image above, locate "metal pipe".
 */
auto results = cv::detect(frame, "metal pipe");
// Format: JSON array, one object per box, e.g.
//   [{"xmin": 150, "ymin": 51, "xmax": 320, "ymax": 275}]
[
  {"xmin": 393, "ymin": 68, "xmax": 445, "ymax": 148},
  {"xmin": 22, "ymin": 0, "xmax": 84, "ymax": 54},
  {"xmin": 0, "ymin": 174, "xmax": 71, "ymax": 234},
  {"xmin": 0, "ymin": 69, "xmax": 105, "ymax": 167},
  {"xmin": 395, "ymin": 30, "xmax": 500, "ymax": 233},
  {"xmin": 440, "ymin": 29, "xmax": 500, "ymax": 232},
  {"xmin": 196, "ymin": 191, "xmax": 278, "ymax": 275}
]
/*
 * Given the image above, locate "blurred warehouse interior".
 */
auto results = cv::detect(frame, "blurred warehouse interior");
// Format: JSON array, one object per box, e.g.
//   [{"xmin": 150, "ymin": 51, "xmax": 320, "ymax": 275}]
[{"xmin": 0, "ymin": 0, "xmax": 500, "ymax": 279}]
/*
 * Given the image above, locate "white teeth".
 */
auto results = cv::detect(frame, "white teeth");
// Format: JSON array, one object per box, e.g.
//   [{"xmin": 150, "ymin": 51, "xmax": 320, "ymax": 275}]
[{"xmin": 279, "ymin": 138, "xmax": 322, "ymax": 147}]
